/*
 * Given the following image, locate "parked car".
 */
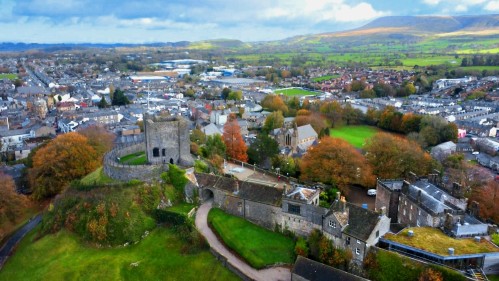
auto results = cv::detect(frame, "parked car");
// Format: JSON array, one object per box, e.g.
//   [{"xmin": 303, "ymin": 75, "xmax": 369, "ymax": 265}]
[{"xmin": 367, "ymin": 189, "xmax": 377, "ymax": 196}]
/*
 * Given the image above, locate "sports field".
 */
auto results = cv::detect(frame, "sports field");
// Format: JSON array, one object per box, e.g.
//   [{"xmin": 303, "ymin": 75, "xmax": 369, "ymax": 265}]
[
  {"xmin": 329, "ymin": 125, "xmax": 379, "ymax": 148},
  {"xmin": 274, "ymin": 87, "xmax": 317, "ymax": 96}
]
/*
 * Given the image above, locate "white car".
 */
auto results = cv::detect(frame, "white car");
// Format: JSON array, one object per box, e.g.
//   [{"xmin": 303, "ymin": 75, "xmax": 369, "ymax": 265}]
[{"xmin": 367, "ymin": 189, "xmax": 377, "ymax": 196}]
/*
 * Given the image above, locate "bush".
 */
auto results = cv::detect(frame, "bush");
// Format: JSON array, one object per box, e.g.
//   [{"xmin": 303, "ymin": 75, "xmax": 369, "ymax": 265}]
[
  {"xmin": 295, "ymin": 237, "xmax": 309, "ymax": 257},
  {"xmin": 153, "ymin": 209, "xmax": 189, "ymax": 227},
  {"xmin": 492, "ymin": 233, "xmax": 499, "ymax": 246}
]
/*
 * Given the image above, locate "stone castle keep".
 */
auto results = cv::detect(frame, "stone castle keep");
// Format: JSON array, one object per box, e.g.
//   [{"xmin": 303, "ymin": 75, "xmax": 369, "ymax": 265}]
[
  {"xmin": 144, "ymin": 114, "xmax": 193, "ymax": 166},
  {"xmin": 104, "ymin": 114, "xmax": 193, "ymax": 181}
]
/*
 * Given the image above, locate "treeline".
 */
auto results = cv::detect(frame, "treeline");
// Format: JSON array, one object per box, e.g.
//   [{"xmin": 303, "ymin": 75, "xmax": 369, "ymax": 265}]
[{"xmin": 461, "ymin": 55, "xmax": 499, "ymax": 67}]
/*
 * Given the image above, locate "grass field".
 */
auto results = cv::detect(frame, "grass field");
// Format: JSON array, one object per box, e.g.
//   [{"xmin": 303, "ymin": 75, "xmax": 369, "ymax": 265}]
[
  {"xmin": 0, "ymin": 227, "xmax": 238, "ymax": 281},
  {"xmin": 0, "ymin": 73, "xmax": 17, "ymax": 80},
  {"xmin": 208, "ymin": 208, "xmax": 295, "ymax": 269},
  {"xmin": 385, "ymin": 227, "xmax": 499, "ymax": 256},
  {"xmin": 80, "ymin": 166, "xmax": 117, "ymax": 185},
  {"xmin": 329, "ymin": 125, "xmax": 379, "ymax": 148},
  {"xmin": 167, "ymin": 203, "xmax": 196, "ymax": 215},
  {"xmin": 312, "ymin": 75, "xmax": 340, "ymax": 82},
  {"xmin": 274, "ymin": 87, "xmax": 317, "ymax": 96},
  {"xmin": 119, "ymin": 151, "xmax": 147, "ymax": 165}
]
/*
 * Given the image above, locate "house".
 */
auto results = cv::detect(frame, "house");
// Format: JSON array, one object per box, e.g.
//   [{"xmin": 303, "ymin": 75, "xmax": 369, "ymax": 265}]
[
  {"xmin": 430, "ymin": 141, "xmax": 456, "ymax": 161},
  {"xmin": 201, "ymin": 123, "xmax": 222, "ymax": 137},
  {"xmin": 0, "ymin": 128, "xmax": 34, "ymax": 152},
  {"xmin": 210, "ymin": 109, "xmax": 230, "ymax": 126},
  {"xmin": 322, "ymin": 196, "xmax": 390, "ymax": 261},
  {"xmin": 58, "ymin": 118, "xmax": 79, "ymax": 133}
]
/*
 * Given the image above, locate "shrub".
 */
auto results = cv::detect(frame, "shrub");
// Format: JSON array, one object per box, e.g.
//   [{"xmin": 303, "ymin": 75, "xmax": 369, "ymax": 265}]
[
  {"xmin": 295, "ymin": 237, "xmax": 309, "ymax": 257},
  {"xmin": 492, "ymin": 233, "xmax": 499, "ymax": 246}
]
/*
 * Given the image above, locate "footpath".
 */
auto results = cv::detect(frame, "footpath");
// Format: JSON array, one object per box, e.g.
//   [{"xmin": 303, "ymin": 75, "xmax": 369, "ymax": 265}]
[
  {"xmin": 195, "ymin": 201, "xmax": 291, "ymax": 281},
  {"xmin": 0, "ymin": 214, "xmax": 42, "ymax": 270}
]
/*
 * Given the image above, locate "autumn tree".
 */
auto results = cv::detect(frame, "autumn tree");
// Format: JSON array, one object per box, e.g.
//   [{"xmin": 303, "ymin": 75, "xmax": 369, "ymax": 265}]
[
  {"xmin": 29, "ymin": 132, "xmax": 100, "ymax": 200},
  {"xmin": 401, "ymin": 113, "xmax": 422, "ymax": 134},
  {"xmin": 261, "ymin": 94, "xmax": 288, "ymax": 115},
  {"xmin": 295, "ymin": 111, "xmax": 326, "ymax": 134},
  {"xmin": 227, "ymin": 90, "xmax": 243, "ymax": 101},
  {"xmin": 364, "ymin": 133, "xmax": 435, "ymax": 179},
  {"xmin": 223, "ymin": 115, "xmax": 248, "ymax": 162},
  {"xmin": 263, "ymin": 110, "xmax": 284, "ymax": 132},
  {"xmin": 300, "ymin": 137, "xmax": 375, "ymax": 192},
  {"xmin": 0, "ymin": 172, "xmax": 30, "ymax": 241},
  {"xmin": 471, "ymin": 180, "xmax": 499, "ymax": 223},
  {"xmin": 320, "ymin": 101, "xmax": 343, "ymax": 127},
  {"xmin": 78, "ymin": 125, "xmax": 115, "ymax": 160}
]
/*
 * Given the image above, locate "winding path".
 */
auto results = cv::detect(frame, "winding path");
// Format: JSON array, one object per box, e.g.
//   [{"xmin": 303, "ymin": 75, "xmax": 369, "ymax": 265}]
[
  {"xmin": 195, "ymin": 201, "xmax": 291, "ymax": 281},
  {"xmin": 0, "ymin": 214, "xmax": 42, "ymax": 270}
]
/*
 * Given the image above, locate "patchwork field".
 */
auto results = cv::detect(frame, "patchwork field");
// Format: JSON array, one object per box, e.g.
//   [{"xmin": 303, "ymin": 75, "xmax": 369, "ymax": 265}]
[
  {"xmin": 0, "ymin": 228, "xmax": 238, "ymax": 281},
  {"xmin": 329, "ymin": 125, "xmax": 379, "ymax": 148},
  {"xmin": 208, "ymin": 208, "xmax": 295, "ymax": 269}
]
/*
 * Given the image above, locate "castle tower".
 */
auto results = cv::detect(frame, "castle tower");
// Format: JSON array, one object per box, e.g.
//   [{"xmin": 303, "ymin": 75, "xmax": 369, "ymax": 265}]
[{"xmin": 144, "ymin": 114, "xmax": 193, "ymax": 166}]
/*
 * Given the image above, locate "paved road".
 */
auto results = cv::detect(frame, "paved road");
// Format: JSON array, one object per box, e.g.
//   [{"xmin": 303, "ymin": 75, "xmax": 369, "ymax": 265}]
[
  {"xmin": 347, "ymin": 185, "xmax": 376, "ymax": 210},
  {"xmin": 0, "ymin": 214, "xmax": 42, "ymax": 270},
  {"xmin": 195, "ymin": 202, "xmax": 291, "ymax": 281}
]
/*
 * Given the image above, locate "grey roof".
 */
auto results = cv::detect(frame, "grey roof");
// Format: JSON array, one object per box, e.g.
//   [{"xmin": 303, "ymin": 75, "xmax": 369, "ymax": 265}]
[
  {"xmin": 292, "ymin": 256, "xmax": 368, "ymax": 281},
  {"xmin": 202, "ymin": 123, "xmax": 222, "ymax": 136},
  {"xmin": 297, "ymin": 124, "xmax": 318, "ymax": 140},
  {"xmin": 433, "ymin": 141, "xmax": 456, "ymax": 151},
  {"xmin": 409, "ymin": 180, "xmax": 459, "ymax": 214}
]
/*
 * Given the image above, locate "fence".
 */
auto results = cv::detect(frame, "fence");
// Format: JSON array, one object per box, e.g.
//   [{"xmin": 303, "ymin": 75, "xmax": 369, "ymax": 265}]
[{"xmin": 209, "ymin": 248, "xmax": 256, "ymax": 281}]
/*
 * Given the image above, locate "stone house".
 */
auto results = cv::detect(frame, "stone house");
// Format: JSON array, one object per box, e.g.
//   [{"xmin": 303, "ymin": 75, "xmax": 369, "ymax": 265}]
[
  {"xmin": 272, "ymin": 124, "xmax": 318, "ymax": 154},
  {"xmin": 195, "ymin": 173, "xmax": 390, "ymax": 261}
]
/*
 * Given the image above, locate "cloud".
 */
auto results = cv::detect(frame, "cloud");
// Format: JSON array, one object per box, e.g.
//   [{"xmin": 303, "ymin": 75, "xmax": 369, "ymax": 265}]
[
  {"xmin": 420, "ymin": 0, "xmax": 488, "ymax": 12},
  {"xmin": 485, "ymin": 1, "xmax": 499, "ymax": 11}
]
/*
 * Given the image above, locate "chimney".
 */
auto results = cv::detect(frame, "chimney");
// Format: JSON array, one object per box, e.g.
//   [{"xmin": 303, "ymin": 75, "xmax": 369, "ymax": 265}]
[
  {"xmin": 336, "ymin": 192, "xmax": 341, "ymax": 201},
  {"xmin": 340, "ymin": 196, "xmax": 347, "ymax": 213},
  {"xmin": 402, "ymin": 180, "xmax": 410, "ymax": 194},
  {"xmin": 417, "ymin": 190, "xmax": 422, "ymax": 204},
  {"xmin": 452, "ymin": 182, "xmax": 462, "ymax": 198},
  {"xmin": 283, "ymin": 184, "xmax": 288, "ymax": 195},
  {"xmin": 380, "ymin": 206, "xmax": 387, "ymax": 216},
  {"xmin": 408, "ymin": 171, "xmax": 418, "ymax": 182}
]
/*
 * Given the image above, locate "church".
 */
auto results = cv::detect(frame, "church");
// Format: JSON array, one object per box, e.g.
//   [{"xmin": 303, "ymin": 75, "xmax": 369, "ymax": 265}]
[{"xmin": 271, "ymin": 123, "xmax": 318, "ymax": 155}]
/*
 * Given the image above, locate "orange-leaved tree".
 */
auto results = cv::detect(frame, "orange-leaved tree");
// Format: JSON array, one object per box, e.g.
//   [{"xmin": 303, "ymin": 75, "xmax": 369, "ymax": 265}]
[
  {"xmin": 364, "ymin": 132, "xmax": 434, "ymax": 179},
  {"xmin": 30, "ymin": 132, "xmax": 100, "ymax": 200},
  {"xmin": 78, "ymin": 125, "xmax": 115, "ymax": 160},
  {"xmin": 300, "ymin": 137, "xmax": 375, "ymax": 193},
  {"xmin": 0, "ymin": 172, "xmax": 30, "ymax": 241},
  {"xmin": 223, "ymin": 114, "xmax": 248, "ymax": 162}
]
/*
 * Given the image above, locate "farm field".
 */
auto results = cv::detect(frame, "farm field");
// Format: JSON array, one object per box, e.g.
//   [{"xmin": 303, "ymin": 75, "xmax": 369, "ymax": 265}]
[
  {"xmin": 208, "ymin": 208, "xmax": 295, "ymax": 269},
  {"xmin": 329, "ymin": 125, "xmax": 379, "ymax": 148},
  {"xmin": 274, "ymin": 87, "xmax": 317, "ymax": 96},
  {"xmin": 0, "ymin": 227, "xmax": 238, "ymax": 281}
]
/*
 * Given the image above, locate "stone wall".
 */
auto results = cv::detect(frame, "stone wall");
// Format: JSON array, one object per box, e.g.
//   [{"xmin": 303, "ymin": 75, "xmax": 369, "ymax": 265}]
[{"xmin": 103, "ymin": 142, "xmax": 166, "ymax": 182}]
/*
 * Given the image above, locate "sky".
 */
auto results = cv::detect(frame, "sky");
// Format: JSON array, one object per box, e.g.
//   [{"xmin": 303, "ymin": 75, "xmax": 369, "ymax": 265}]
[{"xmin": 0, "ymin": 0, "xmax": 498, "ymax": 43}]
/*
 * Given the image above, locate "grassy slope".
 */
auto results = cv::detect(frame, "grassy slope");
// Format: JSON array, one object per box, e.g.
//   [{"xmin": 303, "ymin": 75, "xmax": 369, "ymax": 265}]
[
  {"xmin": 0, "ymin": 227, "xmax": 238, "ymax": 281},
  {"xmin": 208, "ymin": 208, "xmax": 295, "ymax": 269},
  {"xmin": 80, "ymin": 167, "xmax": 117, "ymax": 185},
  {"xmin": 0, "ymin": 73, "xmax": 17, "ymax": 80},
  {"xmin": 329, "ymin": 125, "xmax": 379, "ymax": 148}
]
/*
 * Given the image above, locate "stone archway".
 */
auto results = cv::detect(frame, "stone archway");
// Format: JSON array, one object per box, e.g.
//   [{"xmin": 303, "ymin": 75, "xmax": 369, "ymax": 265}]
[{"xmin": 201, "ymin": 188, "xmax": 214, "ymax": 202}]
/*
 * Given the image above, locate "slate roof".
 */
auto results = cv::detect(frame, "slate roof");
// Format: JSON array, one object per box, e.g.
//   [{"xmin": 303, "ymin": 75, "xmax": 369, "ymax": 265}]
[
  {"xmin": 409, "ymin": 180, "xmax": 458, "ymax": 214},
  {"xmin": 327, "ymin": 200, "xmax": 381, "ymax": 241},
  {"xmin": 286, "ymin": 185, "xmax": 318, "ymax": 202},
  {"xmin": 292, "ymin": 256, "xmax": 368, "ymax": 281},
  {"xmin": 297, "ymin": 124, "xmax": 318, "ymax": 140},
  {"xmin": 194, "ymin": 173, "xmax": 282, "ymax": 206},
  {"xmin": 342, "ymin": 203, "xmax": 381, "ymax": 241}
]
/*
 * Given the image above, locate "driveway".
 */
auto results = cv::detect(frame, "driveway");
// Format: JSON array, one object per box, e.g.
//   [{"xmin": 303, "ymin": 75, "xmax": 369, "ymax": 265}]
[
  {"xmin": 0, "ymin": 214, "xmax": 42, "ymax": 270},
  {"xmin": 195, "ymin": 202, "xmax": 291, "ymax": 281},
  {"xmin": 346, "ymin": 185, "xmax": 376, "ymax": 210}
]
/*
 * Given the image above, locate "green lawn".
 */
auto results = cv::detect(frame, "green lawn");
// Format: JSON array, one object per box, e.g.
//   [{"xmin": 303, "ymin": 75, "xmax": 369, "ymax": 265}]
[
  {"xmin": 208, "ymin": 208, "xmax": 295, "ymax": 269},
  {"xmin": 329, "ymin": 125, "xmax": 379, "ymax": 148},
  {"xmin": 0, "ymin": 227, "xmax": 239, "ymax": 281},
  {"xmin": 274, "ymin": 87, "xmax": 317, "ymax": 96},
  {"xmin": 0, "ymin": 73, "xmax": 17, "ymax": 80},
  {"xmin": 80, "ymin": 166, "xmax": 117, "ymax": 185},
  {"xmin": 488, "ymin": 275, "xmax": 499, "ymax": 281},
  {"xmin": 384, "ymin": 227, "xmax": 499, "ymax": 256},
  {"xmin": 312, "ymin": 75, "xmax": 340, "ymax": 82},
  {"xmin": 119, "ymin": 151, "xmax": 147, "ymax": 165}
]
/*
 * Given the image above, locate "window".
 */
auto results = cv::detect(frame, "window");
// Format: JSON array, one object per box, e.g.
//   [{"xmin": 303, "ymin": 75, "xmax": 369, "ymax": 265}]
[
  {"xmin": 153, "ymin": 147, "xmax": 160, "ymax": 157},
  {"xmin": 329, "ymin": 220, "xmax": 336, "ymax": 228},
  {"xmin": 357, "ymin": 239, "xmax": 361, "ymax": 244},
  {"xmin": 162, "ymin": 148, "xmax": 166, "ymax": 156},
  {"xmin": 376, "ymin": 230, "xmax": 380, "ymax": 238},
  {"xmin": 288, "ymin": 204, "xmax": 300, "ymax": 215},
  {"xmin": 346, "ymin": 237, "xmax": 350, "ymax": 245},
  {"xmin": 356, "ymin": 248, "xmax": 360, "ymax": 255}
]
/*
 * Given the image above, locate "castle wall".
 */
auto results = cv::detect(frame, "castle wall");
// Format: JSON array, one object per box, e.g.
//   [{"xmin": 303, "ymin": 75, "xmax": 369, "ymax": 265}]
[{"xmin": 103, "ymin": 142, "xmax": 166, "ymax": 181}]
